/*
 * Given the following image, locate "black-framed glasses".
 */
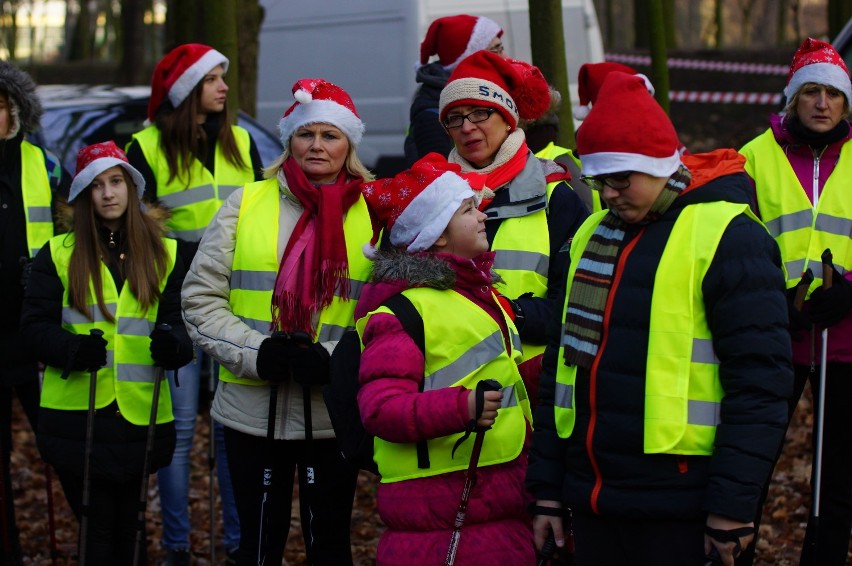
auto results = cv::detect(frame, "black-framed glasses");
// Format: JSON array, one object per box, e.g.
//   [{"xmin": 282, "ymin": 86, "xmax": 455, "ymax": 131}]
[
  {"xmin": 581, "ymin": 172, "xmax": 633, "ymax": 192},
  {"xmin": 443, "ymin": 108, "xmax": 497, "ymax": 129}
]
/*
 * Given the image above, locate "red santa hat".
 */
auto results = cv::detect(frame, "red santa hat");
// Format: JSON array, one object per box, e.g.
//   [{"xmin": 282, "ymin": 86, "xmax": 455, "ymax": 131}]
[
  {"xmin": 784, "ymin": 37, "xmax": 852, "ymax": 107},
  {"xmin": 574, "ymin": 61, "xmax": 655, "ymax": 120},
  {"xmin": 576, "ymin": 72, "xmax": 681, "ymax": 179},
  {"xmin": 439, "ymin": 51, "xmax": 550, "ymax": 130},
  {"xmin": 278, "ymin": 78, "xmax": 365, "ymax": 150},
  {"xmin": 69, "ymin": 141, "xmax": 146, "ymax": 202},
  {"xmin": 147, "ymin": 43, "xmax": 229, "ymax": 121},
  {"xmin": 360, "ymin": 154, "xmax": 483, "ymax": 257},
  {"xmin": 420, "ymin": 14, "xmax": 503, "ymax": 70}
]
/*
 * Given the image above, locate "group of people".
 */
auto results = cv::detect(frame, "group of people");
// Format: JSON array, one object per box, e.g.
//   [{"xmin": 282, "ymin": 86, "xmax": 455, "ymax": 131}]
[{"xmin": 0, "ymin": 10, "xmax": 850, "ymax": 566}]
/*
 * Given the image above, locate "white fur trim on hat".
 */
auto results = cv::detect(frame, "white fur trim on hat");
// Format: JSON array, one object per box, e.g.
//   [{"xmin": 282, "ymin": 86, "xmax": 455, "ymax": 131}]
[
  {"xmin": 167, "ymin": 49, "xmax": 229, "ymax": 108},
  {"xmin": 439, "ymin": 78, "xmax": 519, "ymax": 124},
  {"xmin": 580, "ymin": 150, "xmax": 682, "ymax": 179},
  {"xmin": 446, "ymin": 17, "xmax": 502, "ymax": 71},
  {"xmin": 391, "ymin": 172, "xmax": 475, "ymax": 252},
  {"xmin": 278, "ymin": 99, "xmax": 365, "ymax": 149},
  {"xmin": 69, "ymin": 159, "xmax": 146, "ymax": 203},
  {"xmin": 784, "ymin": 62, "xmax": 852, "ymax": 106}
]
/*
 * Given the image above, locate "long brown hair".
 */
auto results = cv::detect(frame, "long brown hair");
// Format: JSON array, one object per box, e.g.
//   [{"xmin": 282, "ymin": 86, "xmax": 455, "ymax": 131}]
[
  {"xmin": 67, "ymin": 170, "xmax": 171, "ymax": 322},
  {"xmin": 154, "ymin": 77, "xmax": 247, "ymax": 186}
]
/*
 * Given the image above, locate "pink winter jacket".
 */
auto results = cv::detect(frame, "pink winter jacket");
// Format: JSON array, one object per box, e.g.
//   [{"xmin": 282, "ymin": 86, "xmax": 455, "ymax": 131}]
[{"xmin": 355, "ymin": 250, "xmax": 535, "ymax": 566}]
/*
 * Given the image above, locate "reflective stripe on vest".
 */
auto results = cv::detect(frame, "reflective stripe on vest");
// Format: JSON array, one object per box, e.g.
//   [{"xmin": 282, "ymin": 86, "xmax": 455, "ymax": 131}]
[
  {"xmin": 40, "ymin": 234, "xmax": 177, "ymax": 426},
  {"xmin": 490, "ymin": 179, "xmax": 558, "ymax": 361},
  {"xmin": 357, "ymin": 287, "xmax": 531, "ymax": 483},
  {"xmin": 131, "ymin": 125, "xmax": 254, "ymax": 242},
  {"xmin": 741, "ymin": 130, "xmax": 852, "ymax": 291},
  {"xmin": 555, "ymin": 202, "xmax": 756, "ymax": 455},
  {"xmin": 20, "ymin": 141, "xmax": 54, "ymax": 257},
  {"xmin": 219, "ymin": 178, "xmax": 373, "ymax": 385}
]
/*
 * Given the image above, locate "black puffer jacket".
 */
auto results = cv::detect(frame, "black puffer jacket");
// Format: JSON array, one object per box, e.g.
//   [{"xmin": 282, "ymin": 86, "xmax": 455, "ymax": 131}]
[
  {"xmin": 527, "ymin": 156, "xmax": 793, "ymax": 523},
  {"xmin": 403, "ymin": 62, "xmax": 452, "ymax": 166}
]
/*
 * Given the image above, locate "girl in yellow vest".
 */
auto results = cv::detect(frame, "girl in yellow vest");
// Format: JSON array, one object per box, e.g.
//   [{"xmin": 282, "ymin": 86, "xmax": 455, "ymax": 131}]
[
  {"xmin": 20, "ymin": 141, "xmax": 192, "ymax": 565},
  {"xmin": 740, "ymin": 38, "xmax": 852, "ymax": 566},
  {"xmin": 182, "ymin": 78, "xmax": 375, "ymax": 566},
  {"xmin": 356, "ymin": 155, "xmax": 534, "ymax": 565},
  {"xmin": 126, "ymin": 43, "xmax": 264, "ymax": 564}
]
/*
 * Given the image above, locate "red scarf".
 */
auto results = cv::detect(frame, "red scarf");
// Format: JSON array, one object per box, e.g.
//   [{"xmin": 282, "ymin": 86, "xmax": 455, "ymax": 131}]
[
  {"xmin": 271, "ymin": 157, "xmax": 363, "ymax": 336},
  {"xmin": 476, "ymin": 141, "xmax": 529, "ymax": 210}
]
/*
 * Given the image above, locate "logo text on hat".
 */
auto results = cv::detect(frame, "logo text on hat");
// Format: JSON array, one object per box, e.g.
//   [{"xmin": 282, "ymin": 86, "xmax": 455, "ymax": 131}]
[{"xmin": 477, "ymin": 86, "xmax": 515, "ymax": 113}]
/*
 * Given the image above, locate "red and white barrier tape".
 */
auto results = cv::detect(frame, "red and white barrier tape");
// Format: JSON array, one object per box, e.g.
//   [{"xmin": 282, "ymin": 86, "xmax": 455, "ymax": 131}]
[
  {"xmin": 670, "ymin": 90, "xmax": 783, "ymax": 105},
  {"xmin": 606, "ymin": 53, "xmax": 788, "ymax": 75}
]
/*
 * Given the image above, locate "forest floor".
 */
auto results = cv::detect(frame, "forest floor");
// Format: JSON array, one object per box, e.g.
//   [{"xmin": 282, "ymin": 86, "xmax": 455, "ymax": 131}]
[{"xmin": 8, "ymin": 381, "xmax": 851, "ymax": 565}]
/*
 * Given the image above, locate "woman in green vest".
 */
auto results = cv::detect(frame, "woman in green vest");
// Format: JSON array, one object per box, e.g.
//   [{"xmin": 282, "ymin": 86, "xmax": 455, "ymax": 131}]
[
  {"xmin": 182, "ymin": 78, "xmax": 374, "ymax": 566},
  {"xmin": 126, "ymin": 43, "xmax": 263, "ymax": 564},
  {"xmin": 0, "ymin": 60, "xmax": 69, "ymax": 564},
  {"xmin": 20, "ymin": 141, "xmax": 192, "ymax": 565},
  {"xmin": 740, "ymin": 38, "xmax": 852, "ymax": 566},
  {"xmin": 527, "ymin": 72, "xmax": 792, "ymax": 566},
  {"xmin": 437, "ymin": 50, "xmax": 589, "ymax": 406}
]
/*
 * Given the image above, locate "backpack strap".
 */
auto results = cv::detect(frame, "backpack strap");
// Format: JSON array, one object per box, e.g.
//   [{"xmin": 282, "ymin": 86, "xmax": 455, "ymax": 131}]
[{"xmin": 382, "ymin": 293, "xmax": 430, "ymax": 469}]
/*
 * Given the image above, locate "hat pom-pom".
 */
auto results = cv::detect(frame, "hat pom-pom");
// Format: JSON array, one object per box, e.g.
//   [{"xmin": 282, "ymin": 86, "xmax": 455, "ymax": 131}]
[
  {"xmin": 362, "ymin": 242, "xmax": 379, "ymax": 260},
  {"xmin": 294, "ymin": 89, "xmax": 312, "ymax": 104},
  {"xmin": 511, "ymin": 62, "xmax": 551, "ymax": 120},
  {"xmin": 573, "ymin": 105, "xmax": 591, "ymax": 121}
]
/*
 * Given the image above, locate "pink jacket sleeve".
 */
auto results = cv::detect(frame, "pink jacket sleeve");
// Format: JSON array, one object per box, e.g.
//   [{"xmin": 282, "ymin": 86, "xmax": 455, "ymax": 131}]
[{"xmin": 357, "ymin": 312, "xmax": 472, "ymax": 443}]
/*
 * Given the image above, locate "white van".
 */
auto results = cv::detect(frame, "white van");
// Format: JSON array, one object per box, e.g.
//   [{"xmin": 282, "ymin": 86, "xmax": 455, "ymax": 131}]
[{"xmin": 256, "ymin": 0, "xmax": 603, "ymax": 176}]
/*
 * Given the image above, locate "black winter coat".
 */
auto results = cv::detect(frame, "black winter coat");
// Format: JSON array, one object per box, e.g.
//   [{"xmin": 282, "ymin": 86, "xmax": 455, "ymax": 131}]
[
  {"xmin": 403, "ymin": 62, "xmax": 452, "ymax": 167},
  {"xmin": 527, "ymin": 166, "xmax": 793, "ymax": 523}
]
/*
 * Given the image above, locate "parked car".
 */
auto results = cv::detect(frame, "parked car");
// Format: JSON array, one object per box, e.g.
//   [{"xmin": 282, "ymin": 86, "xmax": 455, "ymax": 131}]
[{"xmin": 28, "ymin": 84, "xmax": 283, "ymax": 175}]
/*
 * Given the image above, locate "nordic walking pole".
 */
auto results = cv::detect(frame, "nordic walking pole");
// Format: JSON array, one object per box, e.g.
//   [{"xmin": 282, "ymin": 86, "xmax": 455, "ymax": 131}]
[
  {"xmin": 133, "ymin": 323, "xmax": 173, "ymax": 566},
  {"xmin": 78, "ymin": 327, "xmax": 104, "ymax": 565},
  {"xmin": 257, "ymin": 331, "xmax": 285, "ymax": 566},
  {"xmin": 445, "ymin": 379, "xmax": 501, "ymax": 566},
  {"xmin": 45, "ymin": 463, "xmax": 59, "ymax": 565},
  {"xmin": 807, "ymin": 248, "xmax": 833, "ymax": 561},
  {"xmin": 209, "ymin": 359, "xmax": 218, "ymax": 565}
]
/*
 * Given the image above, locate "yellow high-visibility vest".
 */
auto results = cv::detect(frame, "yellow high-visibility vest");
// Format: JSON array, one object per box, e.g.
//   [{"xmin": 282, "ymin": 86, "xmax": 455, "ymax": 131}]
[{"xmin": 20, "ymin": 141, "xmax": 54, "ymax": 257}]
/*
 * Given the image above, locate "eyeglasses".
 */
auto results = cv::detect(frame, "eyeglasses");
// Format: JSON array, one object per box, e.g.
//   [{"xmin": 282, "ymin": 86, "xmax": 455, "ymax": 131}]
[
  {"xmin": 581, "ymin": 172, "xmax": 633, "ymax": 192},
  {"xmin": 488, "ymin": 43, "xmax": 505, "ymax": 55},
  {"xmin": 443, "ymin": 108, "xmax": 497, "ymax": 129}
]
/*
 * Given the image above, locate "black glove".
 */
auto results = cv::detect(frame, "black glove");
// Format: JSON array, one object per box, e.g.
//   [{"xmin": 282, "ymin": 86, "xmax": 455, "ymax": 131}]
[
  {"xmin": 785, "ymin": 287, "xmax": 811, "ymax": 339},
  {"xmin": 70, "ymin": 333, "xmax": 108, "ymax": 372},
  {"xmin": 284, "ymin": 332, "xmax": 331, "ymax": 386},
  {"xmin": 149, "ymin": 325, "xmax": 194, "ymax": 370},
  {"xmin": 256, "ymin": 334, "xmax": 292, "ymax": 383},
  {"xmin": 808, "ymin": 267, "xmax": 852, "ymax": 327},
  {"xmin": 19, "ymin": 257, "xmax": 33, "ymax": 291}
]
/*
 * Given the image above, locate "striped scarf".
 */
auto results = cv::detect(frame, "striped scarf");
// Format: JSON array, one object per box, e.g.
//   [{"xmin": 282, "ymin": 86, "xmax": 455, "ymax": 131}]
[{"xmin": 562, "ymin": 165, "xmax": 692, "ymax": 370}]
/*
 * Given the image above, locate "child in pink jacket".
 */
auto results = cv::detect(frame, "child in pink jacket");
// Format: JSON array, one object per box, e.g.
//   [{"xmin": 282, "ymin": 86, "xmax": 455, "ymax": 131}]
[{"xmin": 355, "ymin": 155, "xmax": 535, "ymax": 565}]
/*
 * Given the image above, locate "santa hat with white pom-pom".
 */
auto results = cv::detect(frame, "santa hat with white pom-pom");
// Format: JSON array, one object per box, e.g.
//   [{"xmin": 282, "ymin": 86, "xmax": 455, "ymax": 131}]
[
  {"xmin": 573, "ymin": 61, "xmax": 655, "ymax": 121},
  {"xmin": 277, "ymin": 78, "xmax": 365, "ymax": 150}
]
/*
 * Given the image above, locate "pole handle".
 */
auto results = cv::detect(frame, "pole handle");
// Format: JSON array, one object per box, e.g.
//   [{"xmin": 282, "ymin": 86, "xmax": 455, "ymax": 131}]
[
  {"xmin": 821, "ymin": 249, "xmax": 833, "ymax": 290},
  {"xmin": 793, "ymin": 269, "xmax": 814, "ymax": 312}
]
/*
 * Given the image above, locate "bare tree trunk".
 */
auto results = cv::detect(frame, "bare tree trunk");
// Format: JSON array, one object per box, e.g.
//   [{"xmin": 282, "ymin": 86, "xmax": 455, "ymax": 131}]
[
  {"xmin": 714, "ymin": 0, "xmax": 724, "ymax": 48},
  {"xmin": 166, "ymin": 0, "xmax": 201, "ymax": 50},
  {"xmin": 529, "ymin": 0, "xmax": 575, "ymax": 148},
  {"xmin": 634, "ymin": 0, "xmax": 650, "ymax": 48},
  {"xmin": 663, "ymin": 0, "xmax": 676, "ymax": 49},
  {"xmin": 648, "ymin": 0, "xmax": 670, "ymax": 114},
  {"xmin": 119, "ymin": 0, "xmax": 146, "ymax": 84},
  {"xmin": 828, "ymin": 0, "xmax": 852, "ymax": 38},
  {"xmin": 777, "ymin": 0, "xmax": 787, "ymax": 46},
  {"xmin": 236, "ymin": 0, "xmax": 264, "ymax": 117},
  {"xmin": 203, "ymin": 0, "xmax": 239, "ymax": 121}
]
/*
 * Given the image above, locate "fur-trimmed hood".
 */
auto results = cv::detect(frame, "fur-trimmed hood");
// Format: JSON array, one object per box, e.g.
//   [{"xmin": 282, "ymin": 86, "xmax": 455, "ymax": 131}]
[
  {"xmin": 0, "ymin": 61, "xmax": 43, "ymax": 136},
  {"xmin": 354, "ymin": 249, "xmax": 501, "ymax": 320}
]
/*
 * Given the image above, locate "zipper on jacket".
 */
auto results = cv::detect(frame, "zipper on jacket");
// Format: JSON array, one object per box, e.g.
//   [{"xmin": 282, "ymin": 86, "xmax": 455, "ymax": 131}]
[{"xmin": 587, "ymin": 229, "xmax": 644, "ymax": 514}]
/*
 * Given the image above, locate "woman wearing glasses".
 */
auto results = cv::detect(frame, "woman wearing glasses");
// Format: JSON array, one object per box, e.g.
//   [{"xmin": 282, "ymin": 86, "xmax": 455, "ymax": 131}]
[
  {"xmin": 404, "ymin": 14, "xmax": 505, "ymax": 166},
  {"xmin": 437, "ymin": 50, "xmax": 589, "ymax": 406}
]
